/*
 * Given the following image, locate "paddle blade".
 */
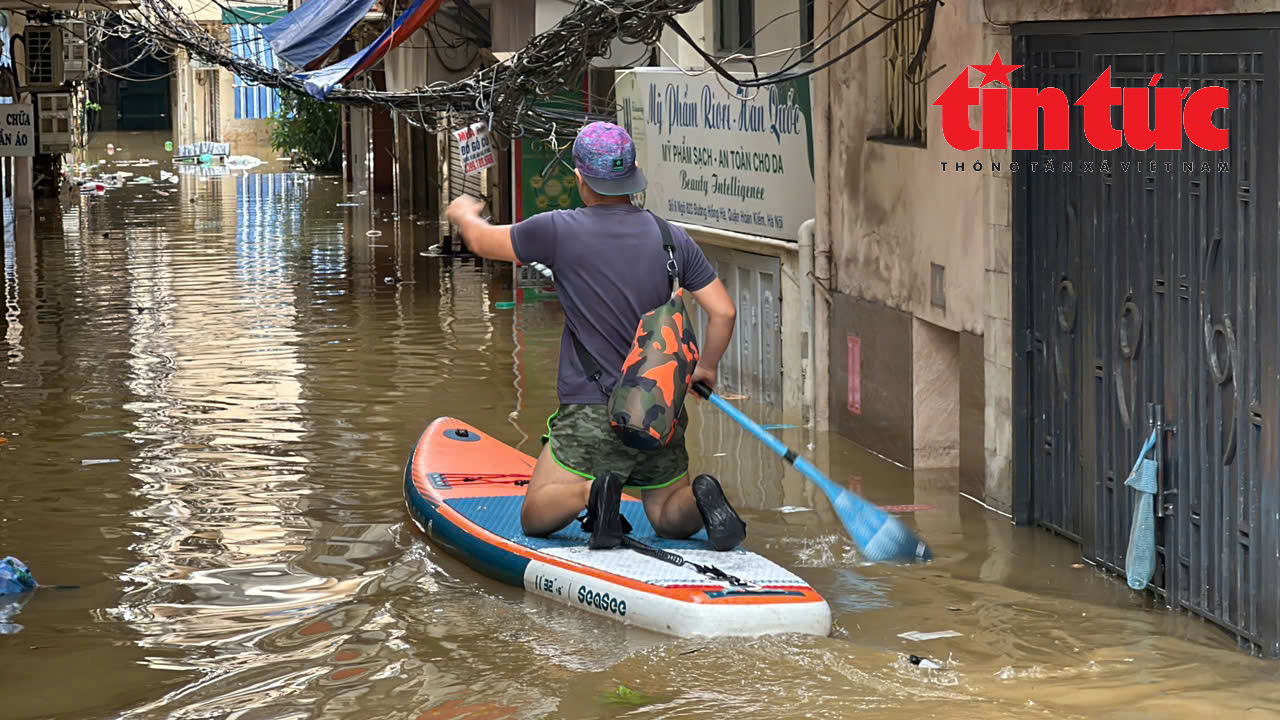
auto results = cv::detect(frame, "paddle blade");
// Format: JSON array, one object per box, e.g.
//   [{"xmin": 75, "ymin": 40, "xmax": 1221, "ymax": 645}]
[{"xmin": 803, "ymin": 466, "xmax": 931, "ymax": 563}]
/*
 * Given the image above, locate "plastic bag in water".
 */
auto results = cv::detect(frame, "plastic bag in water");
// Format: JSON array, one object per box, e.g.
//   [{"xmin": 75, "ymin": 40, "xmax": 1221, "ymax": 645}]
[
  {"xmin": 0, "ymin": 557, "xmax": 35, "ymax": 634},
  {"xmin": 0, "ymin": 556, "xmax": 36, "ymax": 595}
]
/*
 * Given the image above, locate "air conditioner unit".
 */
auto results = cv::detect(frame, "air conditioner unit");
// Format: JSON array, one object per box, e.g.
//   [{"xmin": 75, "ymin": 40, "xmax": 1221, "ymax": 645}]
[
  {"xmin": 56, "ymin": 20, "xmax": 87, "ymax": 81},
  {"xmin": 37, "ymin": 92, "xmax": 72, "ymax": 154},
  {"xmin": 24, "ymin": 26, "xmax": 65, "ymax": 90}
]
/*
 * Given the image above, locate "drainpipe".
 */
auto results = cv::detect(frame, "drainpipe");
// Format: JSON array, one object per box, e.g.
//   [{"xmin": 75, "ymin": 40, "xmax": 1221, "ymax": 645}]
[{"xmin": 798, "ymin": 218, "xmax": 816, "ymax": 431}]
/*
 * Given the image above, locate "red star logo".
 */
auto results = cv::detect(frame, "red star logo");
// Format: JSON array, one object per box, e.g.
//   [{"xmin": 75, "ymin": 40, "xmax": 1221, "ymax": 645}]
[{"xmin": 970, "ymin": 51, "xmax": 1022, "ymax": 88}]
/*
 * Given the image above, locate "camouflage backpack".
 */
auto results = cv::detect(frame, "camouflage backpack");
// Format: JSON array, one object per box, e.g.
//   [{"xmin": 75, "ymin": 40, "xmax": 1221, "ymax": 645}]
[{"xmin": 570, "ymin": 212, "xmax": 700, "ymax": 452}]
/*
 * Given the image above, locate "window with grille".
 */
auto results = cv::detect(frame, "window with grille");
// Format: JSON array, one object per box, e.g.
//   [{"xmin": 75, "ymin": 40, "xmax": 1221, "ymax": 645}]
[
  {"xmin": 229, "ymin": 24, "xmax": 281, "ymax": 120},
  {"xmin": 878, "ymin": 0, "xmax": 928, "ymax": 146},
  {"xmin": 800, "ymin": 0, "xmax": 814, "ymax": 60},
  {"xmin": 716, "ymin": 0, "xmax": 755, "ymax": 54}
]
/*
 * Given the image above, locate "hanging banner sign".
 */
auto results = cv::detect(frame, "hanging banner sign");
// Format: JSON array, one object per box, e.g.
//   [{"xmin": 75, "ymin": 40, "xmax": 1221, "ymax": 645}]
[
  {"xmin": 614, "ymin": 69, "xmax": 815, "ymax": 241},
  {"xmin": 454, "ymin": 122, "xmax": 496, "ymax": 175},
  {"xmin": 0, "ymin": 104, "xmax": 35, "ymax": 157}
]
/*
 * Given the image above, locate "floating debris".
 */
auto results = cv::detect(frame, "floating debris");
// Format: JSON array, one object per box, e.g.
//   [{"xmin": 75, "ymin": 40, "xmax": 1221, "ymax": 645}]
[
  {"xmin": 898, "ymin": 630, "xmax": 963, "ymax": 642},
  {"xmin": 599, "ymin": 685, "xmax": 656, "ymax": 707},
  {"xmin": 226, "ymin": 155, "xmax": 265, "ymax": 170},
  {"xmin": 909, "ymin": 654, "xmax": 944, "ymax": 669}
]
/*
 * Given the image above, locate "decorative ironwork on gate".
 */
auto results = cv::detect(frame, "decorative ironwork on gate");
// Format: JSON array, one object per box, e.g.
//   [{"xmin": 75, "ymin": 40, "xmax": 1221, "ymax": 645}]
[{"xmin": 1014, "ymin": 20, "xmax": 1280, "ymax": 657}]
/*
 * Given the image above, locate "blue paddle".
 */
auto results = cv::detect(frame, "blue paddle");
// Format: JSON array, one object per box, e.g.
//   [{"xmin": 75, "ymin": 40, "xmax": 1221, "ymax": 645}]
[{"xmin": 691, "ymin": 382, "xmax": 932, "ymax": 564}]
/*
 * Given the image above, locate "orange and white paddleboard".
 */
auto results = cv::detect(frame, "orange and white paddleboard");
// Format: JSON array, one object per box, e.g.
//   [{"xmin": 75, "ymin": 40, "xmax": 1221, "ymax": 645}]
[{"xmin": 403, "ymin": 417, "xmax": 832, "ymax": 638}]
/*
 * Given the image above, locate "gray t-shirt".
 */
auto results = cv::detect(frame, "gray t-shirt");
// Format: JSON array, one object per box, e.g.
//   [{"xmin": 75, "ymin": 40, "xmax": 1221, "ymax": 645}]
[{"xmin": 511, "ymin": 203, "xmax": 718, "ymax": 404}]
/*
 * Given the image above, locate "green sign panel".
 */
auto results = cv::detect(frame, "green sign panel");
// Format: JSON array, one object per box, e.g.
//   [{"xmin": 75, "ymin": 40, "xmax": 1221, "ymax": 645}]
[
  {"xmin": 517, "ymin": 90, "xmax": 587, "ymax": 221},
  {"xmin": 221, "ymin": 6, "xmax": 286, "ymax": 25}
]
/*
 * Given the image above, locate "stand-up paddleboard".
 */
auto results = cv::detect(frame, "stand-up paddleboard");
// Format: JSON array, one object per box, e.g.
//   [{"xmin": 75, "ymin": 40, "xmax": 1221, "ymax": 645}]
[{"xmin": 403, "ymin": 417, "xmax": 832, "ymax": 638}]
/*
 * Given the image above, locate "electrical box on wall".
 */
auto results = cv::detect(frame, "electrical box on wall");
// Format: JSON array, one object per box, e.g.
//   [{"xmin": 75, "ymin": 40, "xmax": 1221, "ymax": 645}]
[
  {"xmin": 37, "ymin": 93, "xmax": 72, "ymax": 154},
  {"xmin": 23, "ymin": 26, "xmax": 65, "ymax": 90},
  {"xmin": 189, "ymin": 53, "xmax": 219, "ymax": 71}
]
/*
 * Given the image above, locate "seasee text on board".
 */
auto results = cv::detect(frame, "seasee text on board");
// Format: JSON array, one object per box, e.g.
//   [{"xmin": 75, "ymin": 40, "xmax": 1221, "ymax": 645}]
[
  {"xmin": 0, "ymin": 105, "xmax": 35, "ymax": 157},
  {"xmin": 614, "ymin": 69, "xmax": 815, "ymax": 242}
]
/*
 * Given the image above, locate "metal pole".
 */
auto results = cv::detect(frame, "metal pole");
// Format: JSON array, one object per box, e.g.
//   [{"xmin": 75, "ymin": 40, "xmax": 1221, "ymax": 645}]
[{"xmin": 798, "ymin": 218, "xmax": 816, "ymax": 430}]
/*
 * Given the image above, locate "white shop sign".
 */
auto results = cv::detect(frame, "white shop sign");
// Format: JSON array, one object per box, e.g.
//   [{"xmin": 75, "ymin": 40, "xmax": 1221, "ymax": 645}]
[
  {"xmin": 615, "ymin": 69, "xmax": 815, "ymax": 241},
  {"xmin": 0, "ymin": 104, "xmax": 35, "ymax": 157},
  {"xmin": 454, "ymin": 122, "xmax": 495, "ymax": 175}
]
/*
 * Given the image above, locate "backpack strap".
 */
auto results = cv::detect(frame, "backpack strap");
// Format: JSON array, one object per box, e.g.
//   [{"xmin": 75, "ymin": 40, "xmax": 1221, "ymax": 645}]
[
  {"xmin": 570, "ymin": 330, "xmax": 608, "ymax": 399},
  {"xmin": 648, "ymin": 210, "xmax": 678, "ymax": 293}
]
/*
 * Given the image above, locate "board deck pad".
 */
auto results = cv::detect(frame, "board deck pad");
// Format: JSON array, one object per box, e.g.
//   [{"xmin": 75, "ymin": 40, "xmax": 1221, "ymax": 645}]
[
  {"xmin": 447, "ymin": 496, "xmax": 813, "ymax": 588},
  {"xmin": 404, "ymin": 417, "xmax": 831, "ymax": 638}
]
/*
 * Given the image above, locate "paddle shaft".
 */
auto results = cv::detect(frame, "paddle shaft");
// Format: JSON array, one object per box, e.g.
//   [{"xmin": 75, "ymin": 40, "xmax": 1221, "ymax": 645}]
[
  {"xmin": 691, "ymin": 382, "xmax": 836, "ymax": 495},
  {"xmin": 691, "ymin": 381, "xmax": 931, "ymax": 563}
]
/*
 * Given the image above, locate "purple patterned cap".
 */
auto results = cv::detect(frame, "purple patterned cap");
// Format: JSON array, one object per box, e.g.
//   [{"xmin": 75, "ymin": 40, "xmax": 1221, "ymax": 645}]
[{"xmin": 571, "ymin": 121, "xmax": 646, "ymax": 196}]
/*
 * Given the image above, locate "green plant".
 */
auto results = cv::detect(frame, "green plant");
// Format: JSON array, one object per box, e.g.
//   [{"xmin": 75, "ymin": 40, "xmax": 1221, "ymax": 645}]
[{"xmin": 269, "ymin": 89, "xmax": 341, "ymax": 172}]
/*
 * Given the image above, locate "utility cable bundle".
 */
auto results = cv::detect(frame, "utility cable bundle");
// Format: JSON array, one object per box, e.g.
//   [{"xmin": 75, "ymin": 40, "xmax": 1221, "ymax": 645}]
[
  {"xmin": 108, "ymin": 0, "xmax": 705, "ymax": 142},
  {"xmin": 94, "ymin": 0, "xmax": 937, "ymax": 144}
]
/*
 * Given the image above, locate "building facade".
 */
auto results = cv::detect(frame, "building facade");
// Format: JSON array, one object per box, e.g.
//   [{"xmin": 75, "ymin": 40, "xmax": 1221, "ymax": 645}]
[
  {"xmin": 171, "ymin": 4, "xmax": 290, "ymax": 155},
  {"xmin": 814, "ymin": 0, "xmax": 1280, "ymax": 655}
]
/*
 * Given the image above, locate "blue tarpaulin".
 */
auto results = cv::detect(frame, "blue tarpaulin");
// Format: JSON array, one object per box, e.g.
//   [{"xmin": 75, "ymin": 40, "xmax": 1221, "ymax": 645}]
[
  {"xmin": 260, "ymin": 0, "xmax": 379, "ymax": 71},
  {"xmin": 293, "ymin": 0, "xmax": 444, "ymax": 99}
]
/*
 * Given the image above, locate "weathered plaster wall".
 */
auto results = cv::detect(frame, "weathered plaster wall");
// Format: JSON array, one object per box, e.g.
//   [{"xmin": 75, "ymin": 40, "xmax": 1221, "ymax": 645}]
[
  {"xmin": 826, "ymin": 0, "xmax": 986, "ymax": 335},
  {"xmin": 819, "ymin": 0, "xmax": 1010, "ymax": 505},
  {"xmin": 985, "ymin": 0, "xmax": 1280, "ymax": 24},
  {"xmin": 662, "ymin": 0, "xmax": 811, "ymax": 74}
]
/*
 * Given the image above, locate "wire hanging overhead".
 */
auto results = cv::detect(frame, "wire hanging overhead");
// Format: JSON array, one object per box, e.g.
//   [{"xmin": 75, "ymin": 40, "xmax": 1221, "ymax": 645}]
[{"xmin": 102, "ymin": 0, "xmax": 705, "ymax": 141}]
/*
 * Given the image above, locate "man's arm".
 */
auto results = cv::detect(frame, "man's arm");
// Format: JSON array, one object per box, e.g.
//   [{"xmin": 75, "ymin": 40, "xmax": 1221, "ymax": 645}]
[
  {"xmin": 689, "ymin": 277, "xmax": 736, "ymax": 392},
  {"xmin": 446, "ymin": 195, "xmax": 518, "ymax": 262}
]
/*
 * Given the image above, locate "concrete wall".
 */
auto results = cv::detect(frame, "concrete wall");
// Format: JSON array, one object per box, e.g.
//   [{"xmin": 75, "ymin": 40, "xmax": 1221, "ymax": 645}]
[
  {"xmin": 814, "ymin": 0, "xmax": 1280, "ymax": 511},
  {"xmin": 660, "ymin": 0, "xmax": 807, "ymax": 73},
  {"xmin": 985, "ymin": 0, "xmax": 1280, "ymax": 23},
  {"xmin": 825, "ymin": 0, "xmax": 985, "ymax": 335},
  {"xmin": 816, "ymin": 0, "xmax": 1009, "ymax": 506},
  {"xmin": 171, "ymin": 23, "xmax": 273, "ymax": 153}
]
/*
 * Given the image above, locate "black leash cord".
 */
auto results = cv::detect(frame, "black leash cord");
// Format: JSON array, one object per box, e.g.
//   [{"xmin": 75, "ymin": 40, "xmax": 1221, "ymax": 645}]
[{"xmin": 620, "ymin": 537, "xmax": 751, "ymax": 588}]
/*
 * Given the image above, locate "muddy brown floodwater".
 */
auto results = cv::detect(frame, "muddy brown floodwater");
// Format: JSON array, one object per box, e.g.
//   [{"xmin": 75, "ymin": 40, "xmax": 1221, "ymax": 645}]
[{"xmin": 2, "ymin": 134, "xmax": 1279, "ymax": 719}]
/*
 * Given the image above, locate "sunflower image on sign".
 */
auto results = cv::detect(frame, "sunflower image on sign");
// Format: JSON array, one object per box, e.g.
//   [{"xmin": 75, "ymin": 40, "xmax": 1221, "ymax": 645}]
[{"xmin": 520, "ymin": 133, "xmax": 584, "ymax": 220}]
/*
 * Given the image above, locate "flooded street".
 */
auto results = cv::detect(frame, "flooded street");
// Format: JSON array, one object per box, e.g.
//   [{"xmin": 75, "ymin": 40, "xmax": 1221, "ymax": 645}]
[{"xmin": 3, "ymin": 134, "xmax": 1279, "ymax": 719}]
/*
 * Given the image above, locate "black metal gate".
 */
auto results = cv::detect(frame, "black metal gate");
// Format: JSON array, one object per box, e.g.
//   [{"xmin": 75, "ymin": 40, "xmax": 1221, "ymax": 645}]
[{"xmin": 1014, "ymin": 19, "xmax": 1280, "ymax": 657}]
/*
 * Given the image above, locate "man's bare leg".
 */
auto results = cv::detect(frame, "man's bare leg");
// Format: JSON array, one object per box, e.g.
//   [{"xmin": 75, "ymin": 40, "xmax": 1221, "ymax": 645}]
[
  {"xmin": 642, "ymin": 474, "xmax": 747, "ymax": 550},
  {"xmin": 640, "ymin": 477, "xmax": 703, "ymax": 539},
  {"xmin": 520, "ymin": 443, "xmax": 591, "ymax": 536}
]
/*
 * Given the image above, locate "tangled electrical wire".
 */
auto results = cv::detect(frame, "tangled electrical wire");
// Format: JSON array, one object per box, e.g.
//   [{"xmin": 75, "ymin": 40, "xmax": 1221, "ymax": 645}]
[
  {"xmin": 89, "ymin": 0, "xmax": 938, "ymax": 145},
  {"xmin": 104, "ymin": 0, "xmax": 705, "ymax": 143}
]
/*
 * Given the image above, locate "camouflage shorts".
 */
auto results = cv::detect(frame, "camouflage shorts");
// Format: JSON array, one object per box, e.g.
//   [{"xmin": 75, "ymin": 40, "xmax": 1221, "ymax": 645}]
[{"xmin": 542, "ymin": 403, "xmax": 689, "ymax": 490}]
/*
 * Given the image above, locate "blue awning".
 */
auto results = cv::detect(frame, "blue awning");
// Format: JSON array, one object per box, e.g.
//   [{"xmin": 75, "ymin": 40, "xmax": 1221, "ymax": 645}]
[
  {"xmin": 260, "ymin": 0, "xmax": 379, "ymax": 70},
  {"xmin": 293, "ymin": 0, "xmax": 444, "ymax": 99}
]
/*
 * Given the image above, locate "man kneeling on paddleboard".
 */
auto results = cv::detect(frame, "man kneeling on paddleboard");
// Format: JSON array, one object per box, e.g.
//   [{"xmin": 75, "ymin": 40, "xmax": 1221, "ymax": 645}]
[{"xmin": 446, "ymin": 121, "xmax": 746, "ymax": 552}]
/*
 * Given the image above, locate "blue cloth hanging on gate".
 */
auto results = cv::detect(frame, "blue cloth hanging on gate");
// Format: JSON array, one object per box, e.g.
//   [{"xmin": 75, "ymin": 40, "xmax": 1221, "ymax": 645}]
[{"xmin": 1124, "ymin": 428, "xmax": 1159, "ymax": 590}]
